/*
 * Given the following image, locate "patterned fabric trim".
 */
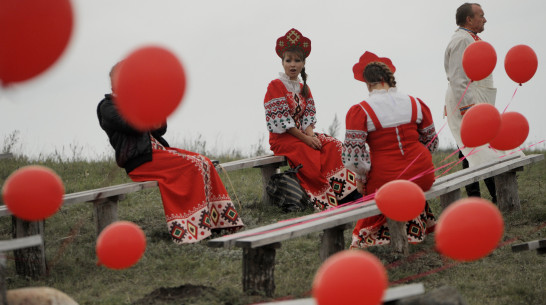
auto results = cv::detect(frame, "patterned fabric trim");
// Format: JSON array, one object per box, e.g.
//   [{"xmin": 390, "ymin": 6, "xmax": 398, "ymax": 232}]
[
  {"xmin": 302, "ymin": 97, "xmax": 317, "ymax": 130},
  {"xmin": 265, "ymin": 97, "xmax": 295, "ymax": 133},
  {"xmin": 166, "ymin": 200, "xmax": 243, "ymax": 244},
  {"xmin": 459, "ymin": 103, "xmax": 475, "ymax": 116},
  {"xmin": 342, "ymin": 129, "xmax": 371, "ymax": 182},
  {"xmin": 350, "ymin": 203, "xmax": 436, "ymax": 248},
  {"xmin": 418, "ymin": 124, "xmax": 439, "ymax": 152}
]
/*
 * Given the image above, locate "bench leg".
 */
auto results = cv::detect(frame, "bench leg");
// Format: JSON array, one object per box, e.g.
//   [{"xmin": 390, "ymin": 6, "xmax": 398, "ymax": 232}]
[
  {"xmin": 260, "ymin": 166, "xmax": 278, "ymax": 205},
  {"xmin": 386, "ymin": 218, "xmax": 409, "ymax": 256},
  {"xmin": 320, "ymin": 225, "xmax": 347, "ymax": 261},
  {"xmin": 494, "ymin": 171, "xmax": 521, "ymax": 212},
  {"xmin": 242, "ymin": 243, "xmax": 280, "ymax": 297},
  {"xmin": 440, "ymin": 189, "xmax": 461, "ymax": 210},
  {"xmin": 93, "ymin": 195, "xmax": 122, "ymax": 235},
  {"xmin": 11, "ymin": 217, "xmax": 46, "ymax": 278},
  {"xmin": 0, "ymin": 255, "xmax": 7, "ymax": 305}
]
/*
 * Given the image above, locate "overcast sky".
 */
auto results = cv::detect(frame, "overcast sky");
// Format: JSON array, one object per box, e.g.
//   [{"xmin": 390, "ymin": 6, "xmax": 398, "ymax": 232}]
[{"xmin": 1, "ymin": 0, "xmax": 545, "ymax": 160}]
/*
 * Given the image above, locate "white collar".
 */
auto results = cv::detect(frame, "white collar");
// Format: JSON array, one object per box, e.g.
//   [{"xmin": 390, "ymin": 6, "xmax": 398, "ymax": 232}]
[
  {"xmin": 278, "ymin": 72, "xmax": 301, "ymax": 93},
  {"xmin": 369, "ymin": 87, "xmax": 398, "ymax": 96}
]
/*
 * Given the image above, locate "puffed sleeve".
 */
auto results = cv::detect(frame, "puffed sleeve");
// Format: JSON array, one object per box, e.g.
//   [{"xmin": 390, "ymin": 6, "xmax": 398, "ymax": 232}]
[
  {"xmin": 417, "ymin": 98, "xmax": 439, "ymax": 152},
  {"xmin": 342, "ymin": 103, "xmax": 371, "ymax": 182},
  {"xmin": 264, "ymin": 80, "xmax": 296, "ymax": 133},
  {"xmin": 302, "ymin": 86, "xmax": 317, "ymax": 130}
]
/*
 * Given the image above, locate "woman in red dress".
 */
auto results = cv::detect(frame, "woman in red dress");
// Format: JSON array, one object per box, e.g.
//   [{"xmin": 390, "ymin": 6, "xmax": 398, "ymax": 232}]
[
  {"xmin": 342, "ymin": 51, "xmax": 438, "ymax": 248},
  {"xmin": 264, "ymin": 28, "xmax": 361, "ymax": 211}
]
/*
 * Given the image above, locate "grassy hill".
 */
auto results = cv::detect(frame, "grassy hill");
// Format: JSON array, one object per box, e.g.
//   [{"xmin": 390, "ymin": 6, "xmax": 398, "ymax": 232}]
[{"xmin": 0, "ymin": 150, "xmax": 544, "ymax": 305}]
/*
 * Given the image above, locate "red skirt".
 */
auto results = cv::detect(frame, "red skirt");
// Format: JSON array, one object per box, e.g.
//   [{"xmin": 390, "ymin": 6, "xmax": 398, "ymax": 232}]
[
  {"xmin": 269, "ymin": 132, "xmax": 358, "ymax": 211},
  {"xmin": 129, "ymin": 147, "xmax": 244, "ymax": 244}
]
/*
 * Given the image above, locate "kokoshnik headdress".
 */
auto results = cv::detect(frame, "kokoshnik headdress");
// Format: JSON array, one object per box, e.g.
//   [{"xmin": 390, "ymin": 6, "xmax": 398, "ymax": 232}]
[
  {"xmin": 352, "ymin": 51, "xmax": 396, "ymax": 83},
  {"xmin": 275, "ymin": 28, "xmax": 311, "ymax": 59}
]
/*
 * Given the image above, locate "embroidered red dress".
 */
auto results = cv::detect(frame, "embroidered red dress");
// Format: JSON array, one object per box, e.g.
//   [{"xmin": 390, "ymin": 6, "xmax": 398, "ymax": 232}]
[
  {"xmin": 342, "ymin": 88, "xmax": 438, "ymax": 248},
  {"xmin": 264, "ymin": 74, "xmax": 358, "ymax": 211},
  {"xmin": 128, "ymin": 135, "xmax": 244, "ymax": 244}
]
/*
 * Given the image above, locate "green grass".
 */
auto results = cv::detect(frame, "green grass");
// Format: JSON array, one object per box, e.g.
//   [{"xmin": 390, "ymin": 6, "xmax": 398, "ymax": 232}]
[{"xmin": 0, "ymin": 151, "xmax": 545, "ymax": 305}]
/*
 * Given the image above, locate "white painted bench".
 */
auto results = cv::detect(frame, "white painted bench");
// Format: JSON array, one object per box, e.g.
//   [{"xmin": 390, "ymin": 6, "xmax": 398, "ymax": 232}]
[
  {"xmin": 257, "ymin": 283, "xmax": 425, "ymax": 304},
  {"xmin": 208, "ymin": 154, "xmax": 544, "ymax": 296},
  {"xmin": 0, "ymin": 154, "xmax": 287, "ymax": 277}
]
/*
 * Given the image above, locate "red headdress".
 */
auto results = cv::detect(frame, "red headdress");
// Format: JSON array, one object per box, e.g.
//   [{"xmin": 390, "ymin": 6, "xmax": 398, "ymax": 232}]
[
  {"xmin": 352, "ymin": 51, "xmax": 396, "ymax": 83},
  {"xmin": 275, "ymin": 28, "xmax": 311, "ymax": 59}
]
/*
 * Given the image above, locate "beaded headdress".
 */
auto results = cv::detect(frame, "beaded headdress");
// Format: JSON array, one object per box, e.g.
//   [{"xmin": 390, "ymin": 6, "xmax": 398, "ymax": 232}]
[
  {"xmin": 275, "ymin": 28, "xmax": 311, "ymax": 59},
  {"xmin": 352, "ymin": 51, "xmax": 396, "ymax": 83}
]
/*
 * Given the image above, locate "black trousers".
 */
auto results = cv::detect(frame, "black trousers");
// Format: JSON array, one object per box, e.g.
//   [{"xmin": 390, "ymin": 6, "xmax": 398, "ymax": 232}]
[{"xmin": 459, "ymin": 150, "xmax": 497, "ymax": 203}]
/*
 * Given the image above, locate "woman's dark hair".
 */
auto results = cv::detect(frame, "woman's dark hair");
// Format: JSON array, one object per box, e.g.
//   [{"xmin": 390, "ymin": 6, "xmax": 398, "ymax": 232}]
[
  {"xmin": 282, "ymin": 46, "xmax": 310, "ymax": 98},
  {"xmin": 363, "ymin": 62, "xmax": 396, "ymax": 87},
  {"xmin": 456, "ymin": 3, "xmax": 480, "ymax": 26}
]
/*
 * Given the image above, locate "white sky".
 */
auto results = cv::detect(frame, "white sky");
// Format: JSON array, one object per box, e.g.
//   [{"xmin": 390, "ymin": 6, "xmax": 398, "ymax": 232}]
[{"xmin": 1, "ymin": 0, "xmax": 545, "ymax": 160}]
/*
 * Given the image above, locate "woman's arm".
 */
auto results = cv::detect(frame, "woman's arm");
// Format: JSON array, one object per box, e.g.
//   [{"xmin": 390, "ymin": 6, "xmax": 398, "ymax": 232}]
[
  {"xmin": 417, "ymin": 98, "xmax": 439, "ymax": 153},
  {"xmin": 287, "ymin": 127, "xmax": 321, "ymax": 150},
  {"xmin": 342, "ymin": 104, "xmax": 371, "ymax": 186}
]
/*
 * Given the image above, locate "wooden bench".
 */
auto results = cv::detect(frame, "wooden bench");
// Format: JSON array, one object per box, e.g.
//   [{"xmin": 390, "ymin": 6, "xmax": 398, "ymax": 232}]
[
  {"xmin": 0, "ymin": 154, "xmax": 287, "ymax": 277},
  {"xmin": 208, "ymin": 154, "xmax": 544, "ymax": 296},
  {"xmin": 512, "ymin": 239, "xmax": 546, "ymax": 255},
  {"xmin": 257, "ymin": 283, "xmax": 425, "ymax": 304},
  {"xmin": 0, "ymin": 235, "xmax": 43, "ymax": 303},
  {"xmin": 0, "ymin": 154, "xmax": 13, "ymax": 160}
]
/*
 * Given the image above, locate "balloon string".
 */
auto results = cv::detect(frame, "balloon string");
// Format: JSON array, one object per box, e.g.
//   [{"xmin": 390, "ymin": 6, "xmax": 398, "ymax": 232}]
[{"xmin": 502, "ymin": 85, "xmax": 519, "ymax": 114}]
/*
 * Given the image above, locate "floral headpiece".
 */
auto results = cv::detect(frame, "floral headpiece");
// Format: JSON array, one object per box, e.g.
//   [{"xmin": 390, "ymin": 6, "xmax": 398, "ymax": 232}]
[
  {"xmin": 352, "ymin": 51, "xmax": 396, "ymax": 83},
  {"xmin": 275, "ymin": 28, "xmax": 311, "ymax": 59}
]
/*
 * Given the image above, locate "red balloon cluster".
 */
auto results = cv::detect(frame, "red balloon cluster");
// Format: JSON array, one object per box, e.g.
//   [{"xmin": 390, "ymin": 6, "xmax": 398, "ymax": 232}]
[
  {"xmin": 96, "ymin": 221, "xmax": 147, "ymax": 270},
  {"xmin": 462, "ymin": 41, "xmax": 497, "ymax": 81},
  {"xmin": 2, "ymin": 165, "xmax": 65, "ymax": 221},
  {"xmin": 313, "ymin": 250, "xmax": 387, "ymax": 305},
  {"xmin": 504, "ymin": 45, "xmax": 538, "ymax": 85},
  {"xmin": 113, "ymin": 46, "xmax": 187, "ymax": 131},
  {"xmin": 0, "ymin": 0, "xmax": 74, "ymax": 85},
  {"xmin": 489, "ymin": 112, "xmax": 529, "ymax": 150},
  {"xmin": 375, "ymin": 180, "xmax": 425, "ymax": 221},
  {"xmin": 460, "ymin": 104, "xmax": 501, "ymax": 148},
  {"xmin": 435, "ymin": 198, "xmax": 504, "ymax": 262}
]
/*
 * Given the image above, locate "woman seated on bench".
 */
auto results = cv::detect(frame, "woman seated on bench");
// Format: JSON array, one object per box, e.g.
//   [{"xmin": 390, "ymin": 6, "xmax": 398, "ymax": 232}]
[
  {"xmin": 97, "ymin": 63, "xmax": 243, "ymax": 244},
  {"xmin": 342, "ymin": 51, "xmax": 438, "ymax": 249},
  {"xmin": 264, "ymin": 28, "xmax": 361, "ymax": 211}
]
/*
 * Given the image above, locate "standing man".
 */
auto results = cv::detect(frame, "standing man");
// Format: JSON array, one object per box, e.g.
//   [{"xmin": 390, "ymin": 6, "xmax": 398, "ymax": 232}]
[{"xmin": 444, "ymin": 3, "xmax": 498, "ymax": 202}]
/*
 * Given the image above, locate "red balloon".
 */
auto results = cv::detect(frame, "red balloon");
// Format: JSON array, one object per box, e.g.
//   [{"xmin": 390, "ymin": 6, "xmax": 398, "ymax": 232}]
[
  {"xmin": 0, "ymin": 0, "xmax": 73, "ymax": 85},
  {"xmin": 489, "ymin": 112, "xmax": 529, "ymax": 151},
  {"xmin": 1, "ymin": 165, "xmax": 65, "ymax": 221},
  {"xmin": 435, "ymin": 198, "xmax": 504, "ymax": 262},
  {"xmin": 96, "ymin": 221, "xmax": 146, "ymax": 270},
  {"xmin": 504, "ymin": 45, "xmax": 538, "ymax": 84},
  {"xmin": 313, "ymin": 250, "xmax": 387, "ymax": 305},
  {"xmin": 460, "ymin": 103, "xmax": 501, "ymax": 148},
  {"xmin": 114, "ymin": 46, "xmax": 186, "ymax": 130},
  {"xmin": 375, "ymin": 180, "xmax": 425, "ymax": 221},
  {"xmin": 462, "ymin": 41, "xmax": 497, "ymax": 81}
]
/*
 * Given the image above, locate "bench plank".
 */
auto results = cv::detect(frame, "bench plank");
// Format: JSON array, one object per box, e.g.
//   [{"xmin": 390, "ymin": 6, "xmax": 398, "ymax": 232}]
[
  {"xmin": 0, "ymin": 153, "xmax": 13, "ymax": 160},
  {"xmin": 0, "ymin": 235, "xmax": 43, "ymax": 252},
  {"xmin": 256, "ymin": 283, "xmax": 425, "ymax": 304},
  {"xmin": 217, "ymin": 155, "xmax": 286, "ymax": 172}
]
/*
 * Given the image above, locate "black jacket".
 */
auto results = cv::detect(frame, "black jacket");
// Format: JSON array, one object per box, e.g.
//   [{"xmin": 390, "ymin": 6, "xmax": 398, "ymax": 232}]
[{"xmin": 97, "ymin": 94, "xmax": 170, "ymax": 173}]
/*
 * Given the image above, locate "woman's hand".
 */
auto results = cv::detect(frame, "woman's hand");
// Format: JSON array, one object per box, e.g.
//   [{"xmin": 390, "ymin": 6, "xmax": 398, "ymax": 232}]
[
  {"xmin": 356, "ymin": 179, "xmax": 364, "ymax": 194},
  {"xmin": 304, "ymin": 134, "xmax": 322, "ymax": 150}
]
